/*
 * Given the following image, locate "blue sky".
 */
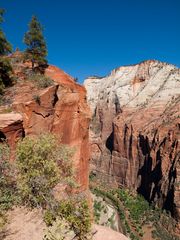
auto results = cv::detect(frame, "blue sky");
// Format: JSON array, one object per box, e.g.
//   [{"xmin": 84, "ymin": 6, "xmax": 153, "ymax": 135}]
[{"xmin": 1, "ymin": 0, "xmax": 180, "ymax": 82}]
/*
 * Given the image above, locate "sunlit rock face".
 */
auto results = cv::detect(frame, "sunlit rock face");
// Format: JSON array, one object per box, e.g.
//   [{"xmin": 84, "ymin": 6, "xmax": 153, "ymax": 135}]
[
  {"xmin": 84, "ymin": 60, "xmax": 180, "ymax": 224},
  {"xmin": 0, "ymin": 60, "xmax": 91, "ymax": 192}
]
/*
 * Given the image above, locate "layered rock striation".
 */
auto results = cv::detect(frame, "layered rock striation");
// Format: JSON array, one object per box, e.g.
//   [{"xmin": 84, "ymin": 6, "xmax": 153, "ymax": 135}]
[{"xmin": 84, "ymin": 60, "xmax": 180, "ymax": 222}]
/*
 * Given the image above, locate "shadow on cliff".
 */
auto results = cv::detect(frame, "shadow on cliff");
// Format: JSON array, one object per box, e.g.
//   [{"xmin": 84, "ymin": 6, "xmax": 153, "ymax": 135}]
[
  {"xmin": 136, "ymin": 133, "xmax": 177, "ymax": 218},
  {"xmin": 106, "ymin": 131, "xmax": 114, "ymax": 153},
  {"xmin": 137, "ymin": 135, "xmax": 163, "ymax": 203},
  {"xmin": 163, "ymin": 163, "xmax": 177, "ymax": 217}
]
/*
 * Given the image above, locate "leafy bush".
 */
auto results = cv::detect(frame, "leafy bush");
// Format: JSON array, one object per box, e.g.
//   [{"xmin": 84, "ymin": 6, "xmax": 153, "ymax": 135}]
[
  {"xmin": 44, "ymin": 198, "xmax": 92, "ymax": 240},
  {"xmin": 0, "ymin": 58, "xmax": 14, "ymax": 95},
  {"xmin": 93, "ymin": 200, "xmax": 102, "ymax": 223},
  {"xmin": 43, "ymin": 207, "xmax": 57, "ymax": 226},
  {"xmin": 43, "ymin": 218, "xmax": 74, "ymax": 240},
  {"xmin": 58, "ymin": 199, "xmax": 91, "ymax": 239},
  {"xmin": 0, "ymin": 143, "xmax": 18, "ymax": 233},
  {"xmin": 0, "ymin": 144, "xmax": 17, "ymax": 211},
  {"xmin": 16, "ymin": 134, "xmax": 74, "ymax": 208}
]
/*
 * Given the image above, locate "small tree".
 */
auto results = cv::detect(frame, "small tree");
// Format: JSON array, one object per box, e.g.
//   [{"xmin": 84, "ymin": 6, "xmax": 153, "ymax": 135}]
[
  {"xmin": 0, "ymin": 58, "xmax": 13, "ymax": 92},
  {"xmin": 0, "ymin": 9, "xmax": 12, "ymax": 56},
  {"xmin": 0, "ymin": 9, "xmax": 13, "ymax": 96},
  {"xmin": 24, "ymin": 15, "xmax": 47, "ymax": 70}
]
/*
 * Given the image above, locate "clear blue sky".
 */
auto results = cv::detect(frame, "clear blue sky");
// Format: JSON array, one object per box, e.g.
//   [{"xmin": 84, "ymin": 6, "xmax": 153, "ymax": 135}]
[{"xmin": 1, "ymin": 0, "xmax": 180, "ymax": 82}]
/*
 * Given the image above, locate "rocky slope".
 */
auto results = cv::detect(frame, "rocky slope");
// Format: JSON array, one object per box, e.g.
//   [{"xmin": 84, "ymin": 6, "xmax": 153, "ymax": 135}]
[{"xmin": 84, "ymin": 60, "xmax": 180, "ymax": 227}]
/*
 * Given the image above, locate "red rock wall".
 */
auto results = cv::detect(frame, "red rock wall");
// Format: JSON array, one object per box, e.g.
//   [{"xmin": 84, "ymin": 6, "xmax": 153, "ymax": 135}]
[
  {"xmin": 2, "ymin": 65, "xmax": 91, "ymax": 191},
  {"xmin": 113, "ymin": 106, "xmax": 179, "ymax": 217}
]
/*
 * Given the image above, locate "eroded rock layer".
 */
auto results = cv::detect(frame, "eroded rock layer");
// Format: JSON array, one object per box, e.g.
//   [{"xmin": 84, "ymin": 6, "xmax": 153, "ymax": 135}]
[{"xmin": 84, "ymin": 60, "xmax": 180, "ymax": 222}]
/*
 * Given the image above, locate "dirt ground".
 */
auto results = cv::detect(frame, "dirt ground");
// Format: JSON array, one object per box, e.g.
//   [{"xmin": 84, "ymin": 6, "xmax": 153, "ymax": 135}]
[
  {"xmin": 3, "ymin": 207, "xmax": 46, "ymax": 240},
  {"xmin": 2, "ymin": 207, "xmax": 129, "ymax": 240}
]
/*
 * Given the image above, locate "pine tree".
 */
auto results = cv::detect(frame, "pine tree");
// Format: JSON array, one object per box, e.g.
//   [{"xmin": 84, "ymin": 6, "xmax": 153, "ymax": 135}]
[
  {"xmin": 0, "ymin": 8, "xmax": 12, "ymax": 55},
  {"xmin": 0, "ymin": 9, "xmax": 13, "ymax": 96},
  {"xmin": 24, "ymin": 16, "xmax": 47, "ymax": 69}
]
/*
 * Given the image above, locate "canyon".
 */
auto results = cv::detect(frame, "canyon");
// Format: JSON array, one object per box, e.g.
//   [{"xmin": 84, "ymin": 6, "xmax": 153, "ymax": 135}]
[
  {"xmin": 0, "ymin": 55, "xmax": 179, "ymax": 239},
  {"xmin": 84, "ymin": 60, "xmax": 180, "ymax": 228}
]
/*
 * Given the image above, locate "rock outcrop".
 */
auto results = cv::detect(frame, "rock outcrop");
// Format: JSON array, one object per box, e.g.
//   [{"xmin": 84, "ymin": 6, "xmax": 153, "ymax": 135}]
[
  {"xmin": 0, "ymin": 113, "xmax": 24, "ymax": 160},
  {"xmin": 84, "ymin": 60, "xmax": 180, "ymax": 223},
  {"xmin": 0, "ymin": 62, "xmax": 91, "ymax": 191},
  {"xmin": 93, "ymin": 225, "xmax": 129, "ymax": 240}
]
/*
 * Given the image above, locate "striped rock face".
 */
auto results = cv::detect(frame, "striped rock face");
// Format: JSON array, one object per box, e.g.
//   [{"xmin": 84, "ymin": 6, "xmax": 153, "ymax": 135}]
[{"xmin": 84, "ymin": 60, "xmax": 180, "ymax": 228}]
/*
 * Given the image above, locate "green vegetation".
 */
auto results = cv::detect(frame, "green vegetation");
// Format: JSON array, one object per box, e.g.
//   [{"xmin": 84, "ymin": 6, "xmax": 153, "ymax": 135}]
[
  {"xmin": 0, "ymin": 144, "xmax": 18, "ymax": 232},
  {"xmin": 0, "ymin": 9, "xmax": 14, "ymax": 100},
  {"xmin": 152, "ymin": 224, "xmax": 179, "ymax": 240},
  {"xmin": 93, "ymin": 199, "xmax": 104, "ymax": 223},
  {"xmin": 29, "ymin": 72, "xmax": 54, "ymax": 89},
  {"xmin": 114, "ymin": 188, "xmax": 149, "ymax": 225},
  {"xmin": 15, "ymin": 133, "xmax": 92, "ymax": 239},
  {"xmin": 16, "ymin": 134, "xmax": 74, "ymax": 208},
  {"xmin": 24, "ymin": 15, "xmax": 47, "ymax": 70},
  {"xmin": 93, "ymin": 195, "xmax": 118, "ymax": 230},
  {"xmin": 33, "ymin": 94, "xmax": 41, "ymax": 105},
  {"xmin": 90, "ymin": 178, "xmax": 179, "ymax": 240},
  {"xmin": 92, "ymin": 187, "xmax": 139, "ymax": 240},
  {"xmin": 0, "ymin": 134, "xmax": 92, "ymax": 239},
  {"xmin": 43, "ymin": 218, "xmax": 74, "ymax": 240},
  {"xmin": 0, "ymin": 10, "xmax": 52, "ymax": 101},
  {"xmin": 59, "ymin": 199, "xmax": 91, "ymax": 239},
  {"xmin": 0, "ymin": 9, "xmax": 12, "ymax": 55},
  {"xmin": 107, "ymin": 212, "xmax": 115, "ymax": 228},
  {"xmin": 43, "ymin": 199, "xmax": 92, "ymax": 239},
  {"xmin": 0, "ymin": 58, "xmax": 14, "ymax": 94}
]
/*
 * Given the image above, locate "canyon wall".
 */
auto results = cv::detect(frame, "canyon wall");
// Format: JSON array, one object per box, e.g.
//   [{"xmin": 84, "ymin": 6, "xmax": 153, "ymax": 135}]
[
  {"xmin": 0, "ymin": 63, "xmax": 91, "ymax": 191},
  {"xmin": 84, "ymin": 60, "xmax": 180, "ymax": 222}
]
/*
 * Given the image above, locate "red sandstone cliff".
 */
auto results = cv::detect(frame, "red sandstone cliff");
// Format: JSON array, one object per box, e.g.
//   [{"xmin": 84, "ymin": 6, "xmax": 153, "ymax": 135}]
[{"xmin": 0, "ymin": 55, "xmax": 91, "ymax": 191}]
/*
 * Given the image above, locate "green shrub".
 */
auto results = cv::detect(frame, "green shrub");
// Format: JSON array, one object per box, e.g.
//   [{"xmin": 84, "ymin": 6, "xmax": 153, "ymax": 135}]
[
  {"xmin": 46, "ymin": 199, "xmax": 92, "ymax": 240},
  {"xmin": 0, "ymin": 58, "xmax": 14, "ymax": 95},
  {"xmin": 44, "ymin": 198, "xmax": 92, "ymax": 239},
  {"xmin": 16, "ymin": 134, "xmax": 74, "ymax": 208},
  {"xmin": 28, "ymin": 72, "xmax": 54, "ymax": 89},
  {"xmin": 43, "ymin": 218, "xmax": 75, "ymax": 240},
  {"xmin": 43, "ymin": 208, "xmax": 56, "ymax": 226},
  {"xmin": 0, "ymin": 144, "xmax": 17, "ymax": 211},
  {"xmin": 93, "ymin": 200, "xmax": 103, "ymax": 223},
  {"xmin": 33, "ymin": 94, "xmax": 41, "ymax": 105},
  {"xmin": 0, "ymin": 143, "xmax": 18, "ymax": 233}
]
